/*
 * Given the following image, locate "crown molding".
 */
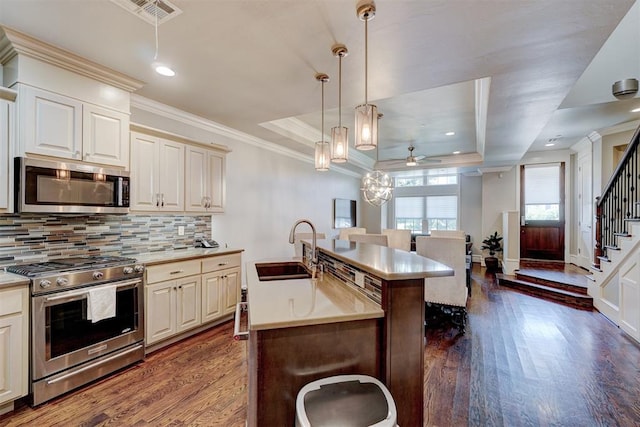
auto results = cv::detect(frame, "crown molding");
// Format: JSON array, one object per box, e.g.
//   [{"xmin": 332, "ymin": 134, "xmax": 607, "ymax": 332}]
[
  {"xmin": 130, "ymin": 94, "xmax": 362, "ymax": 178},
  {"xmin": 0, "ymin": 26, "xmax": 144, "ymax": 92},
  {"xmin": 260, "ymin": 116, "xmax": 376, "ymax": 171},
  {"xmin": 599, "ymin": 119, "xmax": 640, "ymax": 136}
]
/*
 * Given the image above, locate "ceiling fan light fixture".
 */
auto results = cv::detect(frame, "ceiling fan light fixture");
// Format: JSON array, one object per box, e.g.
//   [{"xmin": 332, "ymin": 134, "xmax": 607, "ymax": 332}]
[
  {"xmin": 445, "ymin": 131, "xmax": 455, "ymax": 136},
  {"xmin": 405, "ymin": 156, "xmax": 417, "ymax": 167},
  {"xmin": 355, "ymin": 0, "xmax": 378, "ymax": 151},
  {"xmin": 315, "ymin": 73, "xmax": 330, "ymax": 171}
]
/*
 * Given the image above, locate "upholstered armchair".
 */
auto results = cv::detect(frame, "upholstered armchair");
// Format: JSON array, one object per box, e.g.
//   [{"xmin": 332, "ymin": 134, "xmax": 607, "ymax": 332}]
[
  {"xmin": 382, "ymin": 229, "xmax": 412, "ymax": 251},
  {"xmin": 338, "ymin": 227, "xmax": 367, "ymax": 241},
  {"xmin": 415, "ymin": 235, "xmax": 468, "ymax": 333}
]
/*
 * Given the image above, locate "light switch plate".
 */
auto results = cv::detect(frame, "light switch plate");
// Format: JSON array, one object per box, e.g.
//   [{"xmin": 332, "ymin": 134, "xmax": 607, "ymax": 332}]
[{"xmin": 178, "ymin": 226, "xmax": 185, "ymax": 236}]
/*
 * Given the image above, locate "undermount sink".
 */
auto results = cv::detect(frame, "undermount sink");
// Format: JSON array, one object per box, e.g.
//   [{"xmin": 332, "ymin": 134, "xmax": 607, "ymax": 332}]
[{"xmin": 255, "ymin": 262, "xmax": 312, "ymax": 281}]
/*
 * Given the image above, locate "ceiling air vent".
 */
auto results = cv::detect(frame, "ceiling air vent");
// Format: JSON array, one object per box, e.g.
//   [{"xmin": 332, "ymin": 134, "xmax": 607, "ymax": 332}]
[{"xmin": 110, "ymin": 0, "xmax": 182, "ymax": 25}]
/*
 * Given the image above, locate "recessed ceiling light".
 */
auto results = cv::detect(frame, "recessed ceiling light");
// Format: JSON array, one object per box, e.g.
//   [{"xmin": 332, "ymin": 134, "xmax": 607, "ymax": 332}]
[
  {"xmin": 445, "ymin": 131, "xmax": 455, "ymax": 136},
  {"xmin": 453, "ymin": 151, "xmax": 461, "ymax": 154},
  {"xmin": 155, "ymin": 65, "xmax": 175, "ymax": 77},
  {"xmin": 545, "ymin": 143, "xmax": 555, "ymax": 147},
  {"xmin": 631, "ymin": 107, "xmax": 640, "ymax": 113}
]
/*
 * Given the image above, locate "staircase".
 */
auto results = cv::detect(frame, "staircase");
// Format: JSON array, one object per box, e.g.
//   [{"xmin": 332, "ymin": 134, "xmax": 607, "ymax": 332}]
[
  {"xmin": 591, "ymin": 124, "xmax": 640, "ymax": 344},
  {"xmin": 497, "ymin": 267, "xmax": 593, "ymax": 310}
]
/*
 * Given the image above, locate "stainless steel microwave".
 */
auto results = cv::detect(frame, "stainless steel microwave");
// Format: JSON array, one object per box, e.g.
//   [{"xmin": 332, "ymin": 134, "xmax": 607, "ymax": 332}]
[{"xmin": 15, "ymin": 157, "xmax": 130, "ymax": 214}]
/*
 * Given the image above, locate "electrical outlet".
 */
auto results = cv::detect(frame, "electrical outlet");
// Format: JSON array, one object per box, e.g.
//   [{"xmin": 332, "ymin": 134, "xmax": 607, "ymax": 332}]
[
  {"xmin": 355, "ymin": 272, "xmax": 365, "ymax": 288},
  {"xmin": 178, "ymin": 226, "xmax": 185, "ymax": 236}
]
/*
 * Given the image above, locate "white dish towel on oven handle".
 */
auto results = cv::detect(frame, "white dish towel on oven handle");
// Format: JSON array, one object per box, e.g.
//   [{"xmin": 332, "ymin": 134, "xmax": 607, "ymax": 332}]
[{"xmin": 87, "ymin": 285, "xmax": 117, "ymax": 323}]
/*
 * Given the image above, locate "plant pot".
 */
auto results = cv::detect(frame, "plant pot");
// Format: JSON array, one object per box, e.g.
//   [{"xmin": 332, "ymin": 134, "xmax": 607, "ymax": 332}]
[{"xmin": 484, "ymin": 256, "xmax": 500, "ymax": 272}]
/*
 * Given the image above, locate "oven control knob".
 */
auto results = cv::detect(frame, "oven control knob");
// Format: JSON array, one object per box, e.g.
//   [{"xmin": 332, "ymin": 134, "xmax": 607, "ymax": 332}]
[
  {"xmin": 39, "ymin": 280, "xmax": 51, "ymax": 288},
  {"xmin": 123, "ymin": 266, "xmax": 134, "ymax": 274},
  {"xmin": 93, "ymin": 271, "xmax": 104, "ymax": 280},
  {"xmin": 134, "ymin": 265, "xmax": 145, "ymax": 273},
  {"xmin": 56, "ymin": 277, "xmax": 69, "ymax": 286}
]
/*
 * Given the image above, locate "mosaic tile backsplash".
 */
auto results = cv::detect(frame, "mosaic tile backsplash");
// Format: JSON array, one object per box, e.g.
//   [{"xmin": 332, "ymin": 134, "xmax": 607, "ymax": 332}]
[
  {"xmin": 302, "ymin": 243, "xmax": 382, "ymax": 305},
  {"xmin": 0, "ymin": 214, "xmax": 211, "ymax": 268}
]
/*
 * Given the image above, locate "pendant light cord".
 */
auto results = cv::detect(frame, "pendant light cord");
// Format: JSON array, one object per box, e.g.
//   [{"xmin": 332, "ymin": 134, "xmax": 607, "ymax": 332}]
[
  {"xmin": 321, "ymin": 79, "xmax": 325, "ymax": 137},
  {"xmin": 153, "ymin": 0, "xmax": 159, "ymax": 60},
  {"xmin": 338, "ymin": 54, "xmax": 343, "ymax": 128},
  {"xmin": 364, "ymin": 17, "xmax": 368, "ymax": 105}
]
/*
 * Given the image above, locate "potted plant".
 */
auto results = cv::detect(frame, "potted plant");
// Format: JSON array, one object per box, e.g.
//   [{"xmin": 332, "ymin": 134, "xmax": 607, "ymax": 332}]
[{"xmin": 481, "ymin": 231, "xmax": 503, "ymax": 271}]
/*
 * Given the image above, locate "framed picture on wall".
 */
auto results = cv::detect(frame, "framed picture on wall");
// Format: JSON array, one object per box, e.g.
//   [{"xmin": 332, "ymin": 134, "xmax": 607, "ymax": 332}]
[{"xmin": 333, "ymin": 198, "xmax": 356, "ymax": 228}]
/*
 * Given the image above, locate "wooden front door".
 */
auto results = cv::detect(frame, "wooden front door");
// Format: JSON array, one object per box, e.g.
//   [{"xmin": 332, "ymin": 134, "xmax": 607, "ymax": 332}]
[{"xmin": 520, "ymin": 163, "xmax": 565, "ymax": 261}]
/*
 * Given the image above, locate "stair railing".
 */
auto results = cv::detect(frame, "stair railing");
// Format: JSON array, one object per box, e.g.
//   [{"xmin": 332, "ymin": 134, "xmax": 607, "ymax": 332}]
[{"xmin": 594, "ymin": 124, "xmax": 640, "ymax": 269}]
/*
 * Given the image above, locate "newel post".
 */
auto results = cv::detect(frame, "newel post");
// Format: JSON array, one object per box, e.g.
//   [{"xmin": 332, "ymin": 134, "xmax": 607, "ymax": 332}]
[{"xmin": 594, "ymin": 196, "xmax": 602, "ymax": 269}]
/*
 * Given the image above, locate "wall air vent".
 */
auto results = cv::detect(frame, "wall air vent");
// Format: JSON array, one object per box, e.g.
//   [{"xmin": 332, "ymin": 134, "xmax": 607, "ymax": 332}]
[{"xmin": 110, "ymin": 0, "xmax": 182, "ymax": 25}]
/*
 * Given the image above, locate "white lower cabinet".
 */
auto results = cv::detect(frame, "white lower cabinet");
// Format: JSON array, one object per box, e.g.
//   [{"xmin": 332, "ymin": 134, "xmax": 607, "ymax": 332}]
[
  {"xmin": 145, "ymin": 253, "xmax": 242, "ymax": 349},
  {"xmin": 0, "ymin": 285, "xmax": 28, "ymax": 414}
]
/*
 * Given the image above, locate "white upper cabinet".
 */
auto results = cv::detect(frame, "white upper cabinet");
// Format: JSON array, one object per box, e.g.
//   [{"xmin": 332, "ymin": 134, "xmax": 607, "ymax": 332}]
[
  {"xmin": 0, "ymin": 88, "xmax": 16, "ymax": 212},
  {"xmin": 130, "ymin": 131, "xmax": 184, "ymax": 211},
  {"xmin": 185, "ymin": 145, "xmax": 226, "ymax": 213},
  {"xmin": 18, "ymin": 85, "xmax": 129, "ymax": 168},
  {"xmin": 82, "ymin": 104, "xmax": 129, "ymax": 167}
]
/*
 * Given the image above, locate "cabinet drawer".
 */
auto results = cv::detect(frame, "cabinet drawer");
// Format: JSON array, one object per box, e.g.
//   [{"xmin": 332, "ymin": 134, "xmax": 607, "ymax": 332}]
[
  {"xmin": 146, "ymin": 259, "xmax": 201, "ymax": 284},
  {"xmin": 0, "ymin": 287, "xmax": 25, "ymax": 317},
  {"xmin": 202, "ymin": 253, "xmax": 241, "ymax": 273}
]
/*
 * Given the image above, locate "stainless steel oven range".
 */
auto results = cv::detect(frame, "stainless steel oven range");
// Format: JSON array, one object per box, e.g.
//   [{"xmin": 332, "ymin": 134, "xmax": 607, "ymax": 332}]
[{"xmin": 7, "ymin": 256, "xmax": 145, "ymax": 406}]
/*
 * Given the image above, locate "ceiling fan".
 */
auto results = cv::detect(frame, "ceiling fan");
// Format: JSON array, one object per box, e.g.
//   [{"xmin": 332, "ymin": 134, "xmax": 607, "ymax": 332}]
[{"xmin": 379, "ymin": 144, "xmax": 441, "ymax": 169}]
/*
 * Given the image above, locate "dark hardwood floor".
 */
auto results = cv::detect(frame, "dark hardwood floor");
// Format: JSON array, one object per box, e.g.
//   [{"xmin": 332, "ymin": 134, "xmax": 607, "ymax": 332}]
[{"xmin": 3, "ymin": 265, "xmax": 640, "ymax": 426}]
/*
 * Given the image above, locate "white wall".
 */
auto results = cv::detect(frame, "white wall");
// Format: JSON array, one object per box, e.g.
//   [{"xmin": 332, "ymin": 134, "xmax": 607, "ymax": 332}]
[
  {"xmin": 460, "ymin": 175, "xmax": 482, "ymax": 256},
  {"xmin": 130, "ymin": 106, "xmax": 361, "ymax": 268},
  {"xmin": 601, "ymin": 129, "xmax": 634, "ymax": 192},
  {"xmin": 481, "ymin": 168, "xmax": 517, "ymax": 254}
]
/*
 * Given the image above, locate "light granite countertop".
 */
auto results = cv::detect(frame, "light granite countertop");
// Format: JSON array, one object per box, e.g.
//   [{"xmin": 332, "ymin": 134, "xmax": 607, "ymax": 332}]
[
  {"xmin": 134, "ymin": 247, "xmax": 244, "ymax": 266},
  {"xmin": 246, "ymin": 258, "xmax": 384, "ymax": 331},
  {"xmin": 0, "ymin": 271, "xmax": 30, "ymax": 289},
  {"xmin": 311, "ymin": 239, "xmax": 454, "ymax": 280}
]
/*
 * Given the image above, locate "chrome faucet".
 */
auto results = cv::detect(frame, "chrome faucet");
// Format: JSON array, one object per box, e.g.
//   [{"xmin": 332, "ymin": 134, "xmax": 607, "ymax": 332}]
[{"xmin": 288, "ymin": 219, "xmax": 318, "ymax": 277}]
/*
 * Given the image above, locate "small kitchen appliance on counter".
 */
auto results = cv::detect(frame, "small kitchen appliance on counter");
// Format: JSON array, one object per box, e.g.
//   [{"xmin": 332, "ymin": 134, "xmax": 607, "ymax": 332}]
[{"xmin": 7, "ymin": 255, "xmax": 145, "ymax": 405}]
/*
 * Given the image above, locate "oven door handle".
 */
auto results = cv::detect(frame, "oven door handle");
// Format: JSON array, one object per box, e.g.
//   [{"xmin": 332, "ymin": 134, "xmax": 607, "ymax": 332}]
[{"xmin": 43, "ymin": 279, "xmax": 142, "ymax": 302}]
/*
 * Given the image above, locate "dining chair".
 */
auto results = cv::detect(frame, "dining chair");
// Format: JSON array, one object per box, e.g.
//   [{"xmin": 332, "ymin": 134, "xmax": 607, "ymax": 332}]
[
  {"xmin": 338, "ymin": 227, "xmax": 366, "ymax": 240},
  {"xmin": 382, "ymin": 229, "xmax": 412, "ymax": 251},
  {"xmin": 349, "ymin": 233, "xmax": 388, "ymax": 247}
]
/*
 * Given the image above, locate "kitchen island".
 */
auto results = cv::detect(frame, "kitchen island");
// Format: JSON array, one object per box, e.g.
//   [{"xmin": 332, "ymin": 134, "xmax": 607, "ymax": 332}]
[{"xmin": 246, "ymin": 239, "xmax": 453, "ymax": 426}]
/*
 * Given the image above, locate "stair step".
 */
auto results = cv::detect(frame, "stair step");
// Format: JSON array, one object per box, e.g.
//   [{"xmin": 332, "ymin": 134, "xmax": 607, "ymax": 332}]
[
  {"xmin": 597, "ymin": 256, "xmax": 611, "ymax": 262},
  {"xmin": 614, "ymin": 232, "xmax": 631, "ymax": 237},
  {"xmin": 604, "ymin": 245, "xmax": 620, "ymax": 251},
  {"xmin": 624, "ymin": 218, "xmax": 640, "ymax": 222},
  {"xmin": 497, "ymin": 275, "xmax": 593, "ymax": 310},
  {"xmin": 591, "ymin": 265, "xmax": 602, "ymax": 272},
  {"xmin": 585, "ymin": 275, "xmax": 596, "ymax": 282},
  {"xmin": 514, "ymin": 272, "xmax": 588, "ymax": 295}
]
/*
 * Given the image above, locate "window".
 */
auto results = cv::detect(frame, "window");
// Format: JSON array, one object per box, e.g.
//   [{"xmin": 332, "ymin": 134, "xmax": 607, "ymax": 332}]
[
  {"xmin": 523, "ymin": 164, "xmax": 560, "ymax": 220},
  {"xmin": 395, "ymin": 173, "xmax": 458, "ymax": 187},
  {"xmin": 394, "ymin": 195, "xmax": 457, "ymax": 232}
]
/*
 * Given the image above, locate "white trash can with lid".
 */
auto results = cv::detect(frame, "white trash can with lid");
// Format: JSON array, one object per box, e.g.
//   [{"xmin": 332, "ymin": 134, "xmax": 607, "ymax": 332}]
[{"xmin": 295, "ymin": 374, "xmax": 398, "ymax": 427}]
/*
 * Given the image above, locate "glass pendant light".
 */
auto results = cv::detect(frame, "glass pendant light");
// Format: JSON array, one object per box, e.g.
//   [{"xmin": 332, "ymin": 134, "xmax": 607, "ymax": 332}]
[
  {"xmin": 331, "ymin": 44, "xmax": 349, "ymax": 163},
  {"xmin": 354, "ymin": 1, "xmax": 377, "ymax": 151},
  {"xmin": 361, "ymin": 170, "xmax": 393, "ymax": 206},
  {"xmin": 314, "ymin": 73, "xmax": 330, "ymax": 171}
]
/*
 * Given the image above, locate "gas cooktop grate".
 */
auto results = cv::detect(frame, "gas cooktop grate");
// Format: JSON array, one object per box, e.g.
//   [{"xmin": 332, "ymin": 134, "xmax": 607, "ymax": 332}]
[{"xmin": 6, "ymin": 256, "xmax": 138, "ymax": 277}]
